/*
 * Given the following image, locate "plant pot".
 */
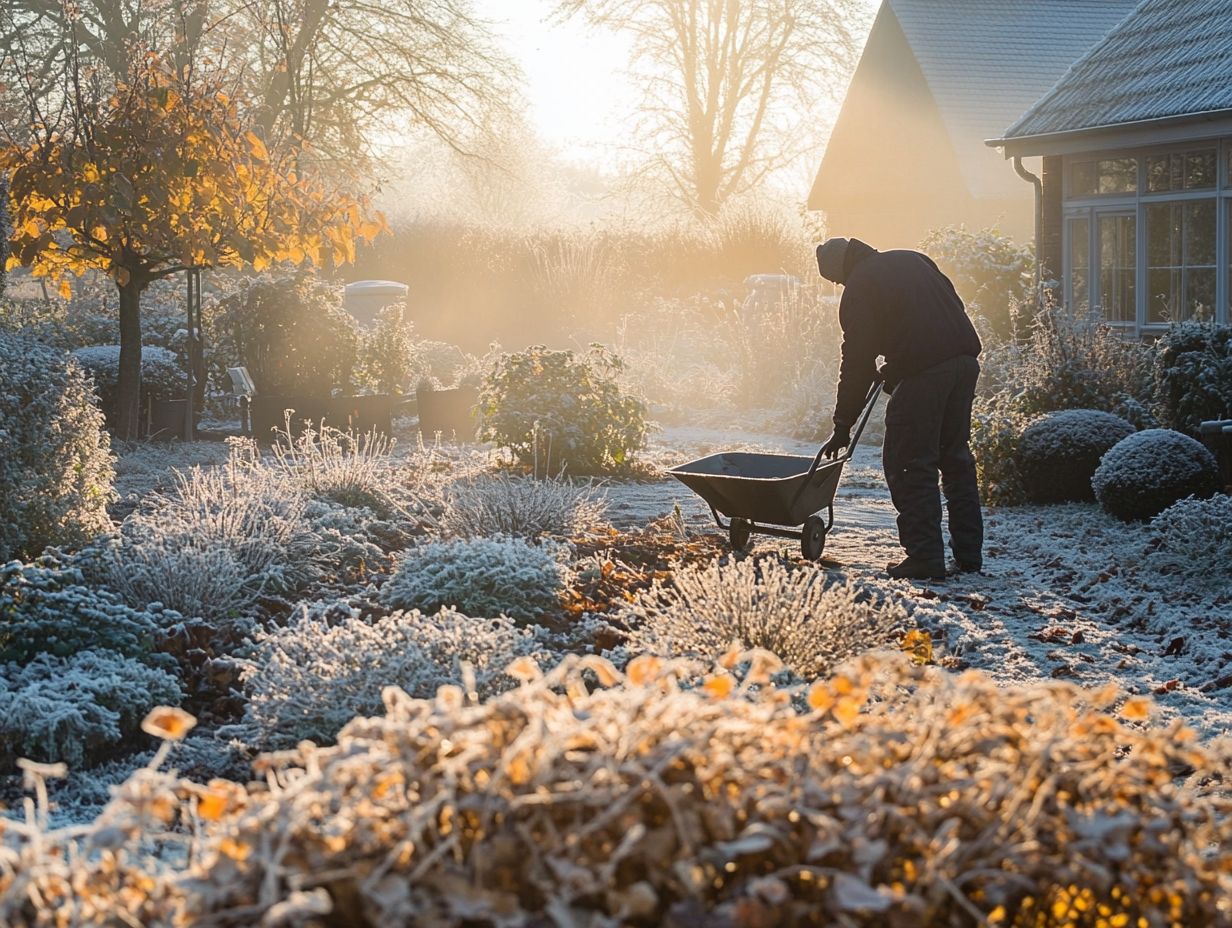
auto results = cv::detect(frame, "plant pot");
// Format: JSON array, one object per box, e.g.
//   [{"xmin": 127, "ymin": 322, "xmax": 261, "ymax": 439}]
[
  {"xmin": 416, "ymin": 386, "xmax": 479, "ymax": 441},
  {"xmin": 330, "ymin": 394, "xmax": 394, "ymax": 435},
  {"xmin": 146, "ymin": 397, "xmax": 192, "ymax": 441},
  {"xmin": 1199, "ymin": 419, "xmax": 1232, "ymax": 489}
]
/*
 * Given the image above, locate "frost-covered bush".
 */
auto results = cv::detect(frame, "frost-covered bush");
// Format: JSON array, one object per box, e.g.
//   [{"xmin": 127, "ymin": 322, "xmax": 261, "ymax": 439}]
[
  {"xmin": 1093, "ymin": 429, "xmax": 1220, "ymax": 521},
  {"xmin": 12, "ymin": 654, "xmax": 1229, "ymax": 927},
  {"xmin": 359, "ymin": 302, "xmax": 421, "ymax": 394},
  {"xmin": 1153, "ymin": 322, "xmax": 1232, "ymax": 435},
  {"xmin": 0, "ymin": 558, "xmax": 182, "ymax": 770},
  {"xmin": 920, "ymin": 225, "xmax": 1033, "ymax": 341},
  {"xmin": 970, "ymin": 394, "xmax": 1028, "ymax": 506},
  {"xmin": 241, "ymin": 602, "xmax": 559, "ymax": 747},
  {"xmin": 71, "ymin": 344, "xmax": 185, "ymax": 426},
  {"xmin": 1017, "ymin": 409, "xmax": 1136, "ymax": 503},
  {"xmin": 103, "ymin": 442, "xmax": 323, "ymax": 621},
  {"xmin": 0, "ymin": 333, "xmax": 114, "ymax": 561},
  {"xmin": 0, "ymin": 557, "xmax": 178, "ymax": 664},
  {"xmin": 380, "ymin": 537, "xmax": 567, "ymax": 624},
  {"xmin": 623, "ymin": 558, "xmax": 908, "ymax": 678},
  {"xmin": 981, "ymin": 306, "xmax": 1156, "ymax": 424},
  {"xmin": 268, "ymin": 422, "xmax": 405, "ymax": 518},
  {"xmin": 479, "ymin": 344, "xmax": 649, "ymax": 474},
  {"xmin": 212, "ymin": 273, "xmax": 359, "ymax": 395},
  {"xmin": 1144, "ymin": 493, "xmax": 1232, "ymax": 584},
  {"xmin": 0, "ymin": 650, "xmax": 181, "ymax": 769},
  {"xmin": 437, "ymin": 471, "xmax": 608, "ymax": 540}
]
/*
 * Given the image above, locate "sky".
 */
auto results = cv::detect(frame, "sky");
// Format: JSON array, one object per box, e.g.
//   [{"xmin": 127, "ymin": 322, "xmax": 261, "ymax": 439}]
[{"xmin": 471, "ymin": 1, "xmax": 640, "ymax": 165}]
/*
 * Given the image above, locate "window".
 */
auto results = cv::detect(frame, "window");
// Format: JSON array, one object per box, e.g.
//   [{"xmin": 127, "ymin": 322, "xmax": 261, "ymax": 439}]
[
  {"xmin": 1071, "ymin": 158, "xmax": 1138, "ymax": 196},
  {"xmin": 1097, "ymin": 214, "xmax": 1135, "ymax": 323},
  {"xmin": 1146, "ymin": 149, "xmax": 1217, "ymax": 192},
  {"xmin": 1068, "ymin": 217, "xmax": 1090, "ymax": 311},
  {"xmin": 1147, "ymin": 200, "xmax": 1217, "ymax": 323}
]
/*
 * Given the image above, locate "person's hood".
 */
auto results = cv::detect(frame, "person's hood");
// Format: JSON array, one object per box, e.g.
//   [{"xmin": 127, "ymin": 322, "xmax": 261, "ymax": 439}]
[{"xmin": 842, "ymin": 239, "xmax": 878, "ymax": 282}]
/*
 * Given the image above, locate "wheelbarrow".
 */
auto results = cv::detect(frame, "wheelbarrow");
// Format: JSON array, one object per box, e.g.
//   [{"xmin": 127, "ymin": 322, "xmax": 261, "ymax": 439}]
[{"xmin": 667, "ymin": 381, "xmax": 883, "ymax": 561}]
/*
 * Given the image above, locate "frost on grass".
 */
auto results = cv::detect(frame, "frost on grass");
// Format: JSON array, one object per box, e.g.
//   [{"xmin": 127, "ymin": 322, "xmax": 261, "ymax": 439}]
[
  {"xmin": 4, "ymin": 654, "xmax": 1229, "ymax": 926},
  {"xmin": 0, "ymin": 650, "xmax": 181, "ymax": 769},
  {"xmin": 436, "ymin": 470, "xmax": 608, "ymax": 540},
  {"xmin": 1017, "ymin": 409, "xmax": 1135, "ymax": 503},
  {"xmin": 622, "ymin": 557, "xmax": 909, "ymax": 678},
  {"xmin": 1144, "ymin": 492, "xmax": 1232, "ymax": 585},
  {"xmin": 379, "ymin": 536, "xmax": 568, "ymax": 624},
  {"xmin": 240, "ymin": 602, "xmax": 560, "ymax": 748},
  {"xmin": 1093, "ymin": 428, "xmax": 1220, "ymax": 521}
]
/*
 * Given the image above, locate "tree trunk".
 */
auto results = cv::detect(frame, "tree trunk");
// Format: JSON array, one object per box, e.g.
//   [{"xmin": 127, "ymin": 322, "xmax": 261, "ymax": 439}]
[{"xmin": 115, "ymin": 277, "xmax": 145, "ymax": 441}]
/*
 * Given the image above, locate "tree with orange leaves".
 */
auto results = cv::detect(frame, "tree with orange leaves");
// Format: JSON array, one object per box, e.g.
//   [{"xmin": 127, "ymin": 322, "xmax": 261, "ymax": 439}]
[{"xmin": 3, "ymin": 56, "xmax": 385, "ymax": 438}]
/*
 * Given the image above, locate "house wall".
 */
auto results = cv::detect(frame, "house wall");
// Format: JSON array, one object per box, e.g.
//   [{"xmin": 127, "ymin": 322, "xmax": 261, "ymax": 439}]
[{"xmin": 809, "ymin": 4, "xmax": 1034, "ymax": 249}]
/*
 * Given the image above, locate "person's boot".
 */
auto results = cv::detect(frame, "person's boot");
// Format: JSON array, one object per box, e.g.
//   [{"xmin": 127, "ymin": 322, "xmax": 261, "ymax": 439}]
[
  {"xmin": 886, "ymin": 556, "xmax": 946, "ymax": 580},
  {"xmin": 951, "ymin": 558, "xmax": 983, "ymax": 574}
]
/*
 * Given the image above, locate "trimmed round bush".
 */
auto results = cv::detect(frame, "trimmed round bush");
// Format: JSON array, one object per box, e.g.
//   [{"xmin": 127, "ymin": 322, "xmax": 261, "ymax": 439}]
[
  {"xmin": 0, "ymin": 333, "xmax": 114, "ymax": 561},
  {"xmin": 1144, "ymin": 493, "xmax": 1232, "ymax": 585},
  {"xmin": 1017, "ymin": 409, "xmax": 1135, "ymax": 503},
  {"xmin": 72, "ymin": 344, "xmax": 185, "ymax": 427},
  {"xmin": 1092, "ymin": 429, "xmax": 1219, "ymax": 521},
  {"xmin": 379, "ymin": 536, "xmax": 566, "ymax": 623}
]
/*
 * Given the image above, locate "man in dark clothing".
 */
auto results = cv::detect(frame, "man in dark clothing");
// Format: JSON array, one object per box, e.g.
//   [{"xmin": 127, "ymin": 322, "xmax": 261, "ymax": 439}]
[{"xmin": 815, "ymin": 237, "xmax": 983, "ymax": 581}]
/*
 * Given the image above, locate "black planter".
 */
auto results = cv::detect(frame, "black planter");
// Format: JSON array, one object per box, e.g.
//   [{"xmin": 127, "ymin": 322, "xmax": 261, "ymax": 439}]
[
  {"xmin": 250, "ymin": 394, "xmax": 394, "ymax": 443},
  {"xmin": 416, "ymin": 386, "xmax": 479, "ymax": 441},
  {"xmin": 1199, "ymin": 419, "xmax": 1232, "ymax": 489},
  {"xmin": 147, "ymin": 398, "xmax": 191, "ymax": 440}
]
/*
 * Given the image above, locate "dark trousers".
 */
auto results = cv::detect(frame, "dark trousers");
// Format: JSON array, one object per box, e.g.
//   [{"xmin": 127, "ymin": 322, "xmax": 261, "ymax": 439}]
[{"xmin": 882, "ymin": 355, "xmax": 983, "ymax": 565}]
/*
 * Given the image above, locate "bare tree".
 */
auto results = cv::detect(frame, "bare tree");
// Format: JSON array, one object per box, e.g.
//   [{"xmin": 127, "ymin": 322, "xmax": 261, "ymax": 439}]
[
  {"xmin": 1, "ymin": 0, "xmax": 518, "ymax": 174},
  {"xmin": 556, "ymin": 0, "xmax": 863, "ymax": 215}
]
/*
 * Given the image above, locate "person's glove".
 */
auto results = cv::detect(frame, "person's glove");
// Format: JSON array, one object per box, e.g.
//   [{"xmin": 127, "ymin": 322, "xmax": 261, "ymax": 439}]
[{"xmin": 820, "ymin": 423, "xmax": 852, "ymax": 459}]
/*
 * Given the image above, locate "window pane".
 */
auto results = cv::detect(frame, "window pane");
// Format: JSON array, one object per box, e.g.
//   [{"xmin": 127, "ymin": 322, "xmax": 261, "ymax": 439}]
[
  {"xmin": 1072, "ymin": 162, "xmax": 1096, "ymax": 196},
  {"xmin": 1069, "ymin": 217, "xmax": 1090, "ymax": 311},
  {"xmin": 1184, "ymin": 200, "xmax": 1216, "ymax": 265},
  {"xmin": 1148, "ymin": 268, "xmax": 1180, "ymax": 323},
  {"xmin": 1147, "ymin": 153, "xmax": 1183, "ymax": 192},
  {"xmin": 1185, "ymin": 149, "xmax": 1217, "ymax": 189},
  {"xmin": 1186, "ymin": 268, "xmax": 1217, "ymax": 321},
  {"xmin": 1147, "ymin": 202, "xmax": 1181, "ymax": 266},
  {"xmin": 1098, "ymin": 214, "xmax": 1135, "ymax": 323},
  {"xmin": 1099, "ymin": 158, "xmax": 1138, "ymax": 193}
]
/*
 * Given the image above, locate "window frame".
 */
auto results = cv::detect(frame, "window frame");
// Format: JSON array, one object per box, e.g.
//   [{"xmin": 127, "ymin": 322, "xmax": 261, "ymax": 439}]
[{"xmin": 1062, "ymin": 138, "xmax": 1232, "ymax": 332}]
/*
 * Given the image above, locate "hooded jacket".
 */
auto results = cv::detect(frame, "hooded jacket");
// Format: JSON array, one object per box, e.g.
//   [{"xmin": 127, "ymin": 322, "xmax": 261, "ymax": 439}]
[{"xmin": 831, "ymin": 239, "xmax": 981, "ymax": 427}]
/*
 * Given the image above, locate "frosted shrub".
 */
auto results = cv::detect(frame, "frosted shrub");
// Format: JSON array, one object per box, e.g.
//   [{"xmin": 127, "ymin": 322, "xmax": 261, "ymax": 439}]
[
  {"xmin": 105, "ymin": 442, "xmax": 322, "ymax": 620},
  {"xmin": 242, "ymin": 602, "xmax": 557, "ymax": 747},
  {"xmin": 1093, "ymin": 429, "xmax": 1220, "ymax": 521},
  {"xmin": 623, "ymin": 557, "xmax": 908, "ymax": 678},
  {"xmin": 920, "ymin": 225, "xmax": 1033, "ymax": 341},
  {"xmin": 0, "ymin": 650, "xmax": 181, "ymax": 769},
  {"xmin": 970, "ymin": 395, "xmax": 1028, "ymax": 505},
  {"xmin": 437, "ymin": 471, "xmax": 608, "ymax": 540},
  {"xmin": 0, "ymin": 557, "xmax": 177, "ymax": 664},
  {"xmin": 269, "ymin": 422, "xmax": 401, "ymax": 516},
  {"xmin": 71, "ymin": 344, "xmax": 185, "ymax": 426},
  {"xmin": 1017, "ymin": 409, "xmax": 1135, "ymax": 503},
  {"xmin": 15, "ymin": 655, "xmax": 1229, "ymax": 926},
  {"xmin": 479, "ymin": 344, "xmax": 649, "ymax": 474},
  {"xmin": 0, "ymin": 558, "xmax": 182, "ymax": 770},
  {"xmin": 0, "ymin": 333, "xmax": 114, "ymax": 561},
  {"xmin": 380, "ymin": 537, "xmax": 567, "ymax": 624},
  {"xmin": 1144, "ymin": 493, "xmax": 1232, "ymax": 584},
  {"xmin": 1153, "ymin": 322, "xmax": 1232, "ymax": 434}
]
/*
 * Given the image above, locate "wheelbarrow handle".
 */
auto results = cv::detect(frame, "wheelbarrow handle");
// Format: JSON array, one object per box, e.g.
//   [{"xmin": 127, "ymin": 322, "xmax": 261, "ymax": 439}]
[{"xmin": 803, "ymin": 379, "xmax": 884, "ymax": 482}]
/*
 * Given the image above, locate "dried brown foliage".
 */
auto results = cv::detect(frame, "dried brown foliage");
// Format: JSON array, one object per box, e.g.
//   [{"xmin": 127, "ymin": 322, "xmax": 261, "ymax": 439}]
[{"xmin": 3, "ymin": 653, "xmax": 1230, "ymax": 927}]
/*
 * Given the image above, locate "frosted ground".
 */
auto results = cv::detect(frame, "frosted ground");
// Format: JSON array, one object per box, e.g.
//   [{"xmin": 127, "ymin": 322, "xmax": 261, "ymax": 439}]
[
  {"xmin": 611, "ymin": 424, "xmax": 1232, "ymax": 739},
  {"xmin": 107, "ymin": 416, "xmax": 1232, "ymax": 741}
]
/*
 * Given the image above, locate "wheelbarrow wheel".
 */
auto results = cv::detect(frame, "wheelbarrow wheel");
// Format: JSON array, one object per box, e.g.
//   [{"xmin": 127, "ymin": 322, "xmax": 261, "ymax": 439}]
[
  {"xmin": 729, "ymin": 517, "xmax": 752, "ymax": 551},
  {"xmin": 801, "ymin": 515, "xmax": 826, "ymax": 561}
]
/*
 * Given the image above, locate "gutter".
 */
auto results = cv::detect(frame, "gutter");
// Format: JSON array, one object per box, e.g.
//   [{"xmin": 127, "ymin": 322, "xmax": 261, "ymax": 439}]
[
  {"xmin": 1012, "ymin": 156, "xmax": 1043, "ymax": 326},
  {"xmin": 986, "ymin": 106, "xmax": 1232, "ymax": 153}
]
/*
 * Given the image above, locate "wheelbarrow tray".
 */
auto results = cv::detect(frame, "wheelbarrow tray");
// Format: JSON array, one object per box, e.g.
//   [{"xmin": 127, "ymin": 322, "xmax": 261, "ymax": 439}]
[{"xmin": 668, "ymin": 452, "xmax": 845, "ymax": 527}]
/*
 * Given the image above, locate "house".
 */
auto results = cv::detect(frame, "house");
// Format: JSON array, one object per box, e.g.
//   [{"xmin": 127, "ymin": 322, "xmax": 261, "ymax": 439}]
[
  {"xmin": 990, "ymin": 0, "xmax": 1232, "ymax": 334},
  {"xmin": 809, "ymin": 0, "xmax": 1137, "ymax": 248}
]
